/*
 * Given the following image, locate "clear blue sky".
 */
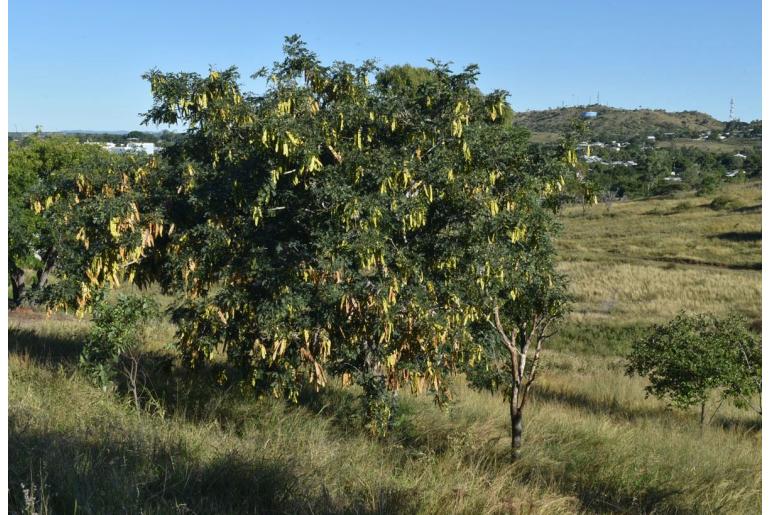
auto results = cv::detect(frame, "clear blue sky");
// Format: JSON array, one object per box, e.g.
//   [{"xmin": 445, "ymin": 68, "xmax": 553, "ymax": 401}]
[{"xmin": 9, "ymin": 0, "xmax": 761, "ymax": 132}]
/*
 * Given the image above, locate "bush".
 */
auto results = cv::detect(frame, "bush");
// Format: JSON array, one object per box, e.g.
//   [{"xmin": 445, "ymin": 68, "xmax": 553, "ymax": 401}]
[
  {"xmin": 626, "ymin": 312, "xmax": 761, "ymax": 424},
  {"xmin": 79, "ymin": 294, "xmax": 159, "ymax": 403},
  {"xmin": 709, "ymin": 195, "xmax": 742, "ymax": 211}
]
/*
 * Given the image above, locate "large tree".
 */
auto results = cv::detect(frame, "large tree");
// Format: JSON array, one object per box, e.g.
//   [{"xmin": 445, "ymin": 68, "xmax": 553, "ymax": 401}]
[
  {"xmin": 137, "ymin": 36, "xmax": 567, "ymax": 432},
  {"xmin": 21, "ymin": 37, "xmax": 568, "ymax": 440}
]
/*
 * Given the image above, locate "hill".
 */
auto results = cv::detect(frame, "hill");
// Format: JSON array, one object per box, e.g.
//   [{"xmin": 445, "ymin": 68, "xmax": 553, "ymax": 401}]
[{"xmin": 514, "ymin": 105, "xmax": 725, "ymax": 141}]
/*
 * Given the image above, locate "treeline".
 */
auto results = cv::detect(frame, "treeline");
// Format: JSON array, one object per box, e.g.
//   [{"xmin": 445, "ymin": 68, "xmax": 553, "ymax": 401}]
[
  {"xmin": 9, "ymin": 130, "xmax": 182, "ymax": 146},
  {"xmin": 583, "ymin": 145, "xmax": 761, "ymax": 199}
]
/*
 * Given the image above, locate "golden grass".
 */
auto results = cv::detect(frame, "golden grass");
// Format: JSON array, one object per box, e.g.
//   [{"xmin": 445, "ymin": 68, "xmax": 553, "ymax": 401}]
[
  {"xmin": 561, "ymin": 260, "xmax": 761, "ymax": 324},
  {"xmin": 557, "ymin": 181, "xmax": 761, "ymax": 323},
  {"xmin": 9, "ymin": 333, "xmax": 760, "ymax": 514}
]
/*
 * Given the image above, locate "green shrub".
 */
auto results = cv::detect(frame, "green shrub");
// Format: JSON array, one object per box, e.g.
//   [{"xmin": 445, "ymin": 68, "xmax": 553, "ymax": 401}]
[
  {"xmin": 79, "ymin": 293, "xmax": 159, "ymax": 396},
  {"xmin": 709, "ymin": 195, "xmax": 742, "ymax": 211},
  {"xmin": 670, "ymin": 201, "xmax": 693, "ymax": 213}
]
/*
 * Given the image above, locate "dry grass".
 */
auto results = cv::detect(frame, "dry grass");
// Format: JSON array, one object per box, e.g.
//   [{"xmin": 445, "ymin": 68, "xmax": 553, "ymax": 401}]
[
  {"xmin": 558, "ymin": 181, "xmax": 761, "ymax": 324},
  {"xmin": 9, "ymin": 329, "xmax": 760, "ymax": 514}
]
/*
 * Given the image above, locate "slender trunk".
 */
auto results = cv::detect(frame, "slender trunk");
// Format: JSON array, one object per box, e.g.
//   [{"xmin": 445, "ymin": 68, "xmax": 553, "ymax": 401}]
[
  {"xmin": 509, "ymin": 349, "xmax": 522, "ymax": 461},
  {"xmin": 700, "ymin": 401, "xmax": 706, "ymax": 427},
  {"xmin": 510, "ymin": 398, "xmax": 523, "ymax": 462}
]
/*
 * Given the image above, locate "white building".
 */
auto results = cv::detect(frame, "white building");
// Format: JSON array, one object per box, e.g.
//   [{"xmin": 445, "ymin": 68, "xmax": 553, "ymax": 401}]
[{"xmin": 101, "ymin": 142, "xmax": 156, "ymax": 155}]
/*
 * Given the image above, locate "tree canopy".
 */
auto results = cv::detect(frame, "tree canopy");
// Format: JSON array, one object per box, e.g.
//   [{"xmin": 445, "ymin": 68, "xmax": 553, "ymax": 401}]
[{"xmin": 17, "ymin": 37, "xmax": 569, "ymax": 444}]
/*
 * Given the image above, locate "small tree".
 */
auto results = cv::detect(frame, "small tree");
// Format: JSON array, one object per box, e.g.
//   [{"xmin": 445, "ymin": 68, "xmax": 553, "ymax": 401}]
[
  {"xmin": 80, "ymin": 293, "xmax": 160, "ymax": 409},
  {"xmin": 626, "ymin": 312, "xmax": 761, "ymax": 425}
]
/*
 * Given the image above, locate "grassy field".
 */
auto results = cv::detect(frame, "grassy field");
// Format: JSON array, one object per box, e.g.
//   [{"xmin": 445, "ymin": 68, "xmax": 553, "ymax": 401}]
[{"xmin": 8, "ymin": 182, "xmax": 761, "ymax": 514}]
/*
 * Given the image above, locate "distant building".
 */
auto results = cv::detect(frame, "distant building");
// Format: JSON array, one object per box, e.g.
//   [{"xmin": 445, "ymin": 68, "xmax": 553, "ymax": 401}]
[
  {"xmin": 734, "ymin": 153, "xmax": 747, "ymax": 159},
  {"xmin": 101, "ymin": 142, "xmax": 156, "ymax": 155},
  {"xmin": 581, "ymin": 111, "xmax": 598, "ymax": 119},
  {"xmin": 646, "ymin": 135, "xmax": 656, "ymax": 142}
]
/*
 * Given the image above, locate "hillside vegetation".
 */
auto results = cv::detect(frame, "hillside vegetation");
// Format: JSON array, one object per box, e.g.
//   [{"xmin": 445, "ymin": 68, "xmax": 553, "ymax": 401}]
[
  {"xmin": 515, "ymin": 105, "xmax": 724, "ymax": 141},
  {"xmin": 9, "ymin": 181, "xmax": 761, "ymax": 514}
]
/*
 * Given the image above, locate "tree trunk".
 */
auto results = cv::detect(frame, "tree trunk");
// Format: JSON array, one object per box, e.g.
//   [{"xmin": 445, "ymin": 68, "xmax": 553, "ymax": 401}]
[
  {"xmin": 10, "ymin": 262, "xmax": 26, "ymax": 308},
  {"xmin": 510, "ymin": 397, "xmax": 523, "ymax": 462},
  {"xmin": 35, "ymin": 248, "xmax": 56, "ymax": 291},
  {"xmin": 700, "ymin": 401, "xmax": 706, "ymax": 427},
  {"xmin": 509, "ymin": 348, "xmax": 523, "ymax": 462}
]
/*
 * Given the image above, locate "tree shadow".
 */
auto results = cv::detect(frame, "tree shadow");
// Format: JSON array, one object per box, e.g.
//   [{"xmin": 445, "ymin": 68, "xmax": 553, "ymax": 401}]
[
  {"xmin": 296, "ymin": 384, "xmax": 367, "ymax": 434},
  {"xmin": 733, "ymin": 203, "xmax": 761, "ymax": 213},
  {"xmin": 8, "ymin": 326, "xmax": 85, "ymax": 364},
  {"xmin": 713, "ymin": 231, "xmax": 761, "ymax": 242},
  {"xmin": 533, "ymin": 383, "xmax": 677, "ymax": 422},
  {"xmin": 8, "ymin": 415, "xmax": 419, "ymax": 514},
  {"xmin": 713, "ymin": 413, "xmax": 761, "ymax": 433},
  {"xmin": 532, "ymin": 383, "xmax": 761, "ymax": 435},
  {"xmin": 572, "ymin": 485, "xmax": 689, "ymax": 514}
]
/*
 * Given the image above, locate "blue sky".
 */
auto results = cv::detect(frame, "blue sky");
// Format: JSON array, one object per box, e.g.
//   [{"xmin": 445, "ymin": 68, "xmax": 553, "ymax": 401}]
[{"xmin": 9, "ymin": 0, "xmax": 761, "ymax": 132}]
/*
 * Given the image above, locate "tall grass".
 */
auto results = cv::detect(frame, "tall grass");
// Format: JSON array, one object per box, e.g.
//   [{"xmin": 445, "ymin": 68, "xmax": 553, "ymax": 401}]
[{"xmin": 9, "ymin": 320, "xmax": 761, "ymax": 514}]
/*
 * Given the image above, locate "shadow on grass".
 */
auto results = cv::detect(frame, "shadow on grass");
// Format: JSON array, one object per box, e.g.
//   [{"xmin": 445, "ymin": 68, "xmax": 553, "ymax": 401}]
[
  {"xmin": 571, "ymin": 485, "xmax": 688, "ymax": 514},
  {"xmin": 713, "ymin": 413, "xmax": 762, "ymax": 433},
  {"xmin": 532, "ymin": 383, "xmax": 761, "ymax": 435},
  {"xmin": 8, "ymin": 414, "xmax": 419, "ymax": 515},
  {"xmin": 8, "ymin": 326, "xmax": 85, "ymax": 364},
  {"xmin": 533, "ymin": 383, "xmax": 675, "ymax": 422},
  {"xmin": 649, "ymin": 255, "xmax": 762, "ymax": 271},
  {"xmin": 733, "ymin": 203, "xmax": 762, "ymax": 213},
  {"xmin": 714, "ymin": 230, "xmax": 762, "ymax": 242}
]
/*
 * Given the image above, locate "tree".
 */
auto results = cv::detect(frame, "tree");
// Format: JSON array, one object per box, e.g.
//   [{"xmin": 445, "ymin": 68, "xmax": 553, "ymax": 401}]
[
  {"xmin": 438, "ymin": 123, "xmax": 571, "ymax": 460},
  {"xmin": 25, "ymin": 37, "xmax": 567, "ymax": 438},
  {"xmin": 8, "ymin": 134, "xmax": 129, "ymax": 308},
  {"xmin": 626, "ymin": 312, "xmax": 761, "ymax": 425},
  {"xmin": 135, "ymin": 36, "xmax": 564, "ymax": 435},
  {"xmin": 459, "ymin": 171, "xmax": 569, "ymax": 459},
  {"xmin": 10, "ymin": 134, "xmax": 165, "ymax": 314}
]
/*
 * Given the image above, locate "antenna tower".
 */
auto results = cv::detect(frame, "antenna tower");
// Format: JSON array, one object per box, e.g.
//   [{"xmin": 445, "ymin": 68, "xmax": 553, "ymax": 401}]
[{"xmin": 729, "ymin": 98, "xmax": 735, "ymax": 121}]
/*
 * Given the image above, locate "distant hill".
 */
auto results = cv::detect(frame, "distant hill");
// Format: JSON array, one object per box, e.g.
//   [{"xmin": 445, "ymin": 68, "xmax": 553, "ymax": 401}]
[{"xmin": 513, "ymin": 105, "xmax": 725, "ymax": 141}]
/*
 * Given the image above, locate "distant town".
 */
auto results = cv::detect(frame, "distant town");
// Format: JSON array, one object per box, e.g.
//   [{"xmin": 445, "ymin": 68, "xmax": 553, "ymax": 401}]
[{"xmin": 85, "ymin": 139, "xmax": 156, "ymax": 155}]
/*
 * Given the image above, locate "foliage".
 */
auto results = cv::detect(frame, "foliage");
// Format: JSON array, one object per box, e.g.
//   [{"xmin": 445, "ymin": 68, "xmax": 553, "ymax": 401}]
[
  {"xmin": 135, "ymin": 35, "xmax": 565, "ymax": 434},
  {"xmin": 626, "ymin": 312, "xmax": 761, "ymax": 422},
  {"xmin": 79, "ymin": 293, "xmax": 159, "ymax": 391},
  {"xmin": 709, "ymin": 195, "xmax": 742, "ymax": 211},
  {"xmin": 9, "ymin": 135, "xmax": 109, "ymax": 307},
  {"xmin": 8, "ymin": 133, "xmax": 164, "ymax": 312}
]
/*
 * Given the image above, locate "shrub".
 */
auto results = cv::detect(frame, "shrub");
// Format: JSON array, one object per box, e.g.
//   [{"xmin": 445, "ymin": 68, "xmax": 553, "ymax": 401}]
[
  {"xmin": 709, "ymin": 195, "xmax": 742, "ymax": 211},
  {"xmin": 79, "ymin": 294, "xmax": 159, "ymax": 406}
]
